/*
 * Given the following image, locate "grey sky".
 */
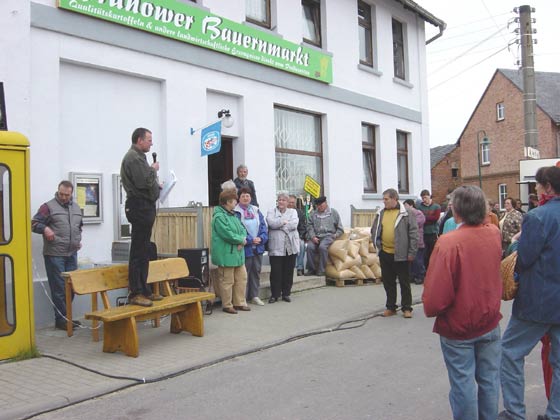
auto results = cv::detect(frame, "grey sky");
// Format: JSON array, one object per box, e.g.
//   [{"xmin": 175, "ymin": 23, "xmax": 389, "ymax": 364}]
[{"xmin": 420, "ymin": 0, "xmax": 558, "ymax": 147}]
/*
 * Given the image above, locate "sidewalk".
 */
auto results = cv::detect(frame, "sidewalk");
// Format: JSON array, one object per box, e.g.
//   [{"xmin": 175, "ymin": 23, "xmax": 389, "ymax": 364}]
[{"xmin": 0, "ymin": 282, "xmax": 424, "ymax": 420}]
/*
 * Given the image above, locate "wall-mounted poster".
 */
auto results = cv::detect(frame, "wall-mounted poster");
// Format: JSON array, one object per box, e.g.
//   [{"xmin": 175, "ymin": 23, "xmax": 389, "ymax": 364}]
[
  {"xmin": 112, "ymin": 174, "xmax": 131, "ymax": 239},
  {"xmin": 69, "ymin": 172, "xmax": 103, "ymax": 223},
  {"xmin": 0, "ymin": 83, "xmax": 7, "ymax": 130}
]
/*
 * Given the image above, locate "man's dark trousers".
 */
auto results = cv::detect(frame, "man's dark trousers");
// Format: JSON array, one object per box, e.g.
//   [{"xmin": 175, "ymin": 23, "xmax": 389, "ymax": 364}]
[
  {"xmin": 423, "ymin": 233, "xmax": 438, "ymax": 269},
  {"xmin": 379, "ymin": 250, "xmax": 412, "ymax": 312},
  {"xmin": 126, "ymin": 197, "xmax": 156, "ymax": 298}
]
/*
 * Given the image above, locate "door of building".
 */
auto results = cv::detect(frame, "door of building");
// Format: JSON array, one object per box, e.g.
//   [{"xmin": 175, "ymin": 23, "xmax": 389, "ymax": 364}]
[
  {"xmin": 207, "ymin": 137, "xmax": 233, "ymax": 206},
  {"xmin": 0, "ymin": 131, "xmax": 34, "ymax": 360}
]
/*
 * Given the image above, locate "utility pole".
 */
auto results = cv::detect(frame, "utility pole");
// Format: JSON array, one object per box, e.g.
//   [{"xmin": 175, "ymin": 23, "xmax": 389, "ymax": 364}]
[{"xmin": 517, "ymin": 5, "xmax": 538, "ymax": 150}]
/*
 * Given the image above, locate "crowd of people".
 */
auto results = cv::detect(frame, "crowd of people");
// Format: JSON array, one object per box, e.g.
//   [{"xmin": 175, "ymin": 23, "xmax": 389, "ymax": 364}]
[
  {"xmin": 32, "ymin": 130, "xmax": 559, "ymax": 419},
  {"xmin": 211, "ymin": 165, "xmax": 343, "ymax": 311}
]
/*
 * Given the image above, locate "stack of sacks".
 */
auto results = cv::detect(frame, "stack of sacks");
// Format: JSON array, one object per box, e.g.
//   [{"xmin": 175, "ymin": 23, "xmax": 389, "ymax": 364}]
[{"xmin": 325, "ymin": 228, "xmax": 382, "ymax": 280}]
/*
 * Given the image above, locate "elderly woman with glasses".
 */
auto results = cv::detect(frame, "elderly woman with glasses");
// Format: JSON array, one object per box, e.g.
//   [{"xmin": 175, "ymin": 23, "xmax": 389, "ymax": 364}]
[{"xmin": 266, "ymin": 192, "xmax": 300, "ymax": 303}]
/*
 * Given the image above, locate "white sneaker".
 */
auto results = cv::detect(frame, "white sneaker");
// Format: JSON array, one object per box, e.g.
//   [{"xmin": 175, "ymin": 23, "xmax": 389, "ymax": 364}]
[{"xmin": 251, "ymin": 297, "xmax": 265, "ymax": 306}]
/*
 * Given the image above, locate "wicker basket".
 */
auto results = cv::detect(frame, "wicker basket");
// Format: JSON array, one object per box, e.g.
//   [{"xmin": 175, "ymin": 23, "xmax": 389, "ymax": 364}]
[{"xmin": 501, "ymin": 251, "xmax": 518, "ymax": 301}]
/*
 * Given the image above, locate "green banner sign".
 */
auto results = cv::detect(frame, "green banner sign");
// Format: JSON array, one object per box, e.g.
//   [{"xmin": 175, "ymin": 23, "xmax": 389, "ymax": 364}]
[{"xmin": 58, "ymin": 0, "xmax": 333, "ymax": 83}]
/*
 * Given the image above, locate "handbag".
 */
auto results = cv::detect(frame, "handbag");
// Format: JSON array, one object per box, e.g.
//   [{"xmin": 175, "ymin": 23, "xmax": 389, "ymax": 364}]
[{"xmin": 501, "ymin": 251, "xmax": 518, "ymax": 301}]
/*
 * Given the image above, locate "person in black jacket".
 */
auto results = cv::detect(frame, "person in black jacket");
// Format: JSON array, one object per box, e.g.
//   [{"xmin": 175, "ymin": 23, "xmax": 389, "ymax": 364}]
[
  {"xmin": 233, "ymin": 164, "xmax": 258, "ymax": 206},
  {"xmin": 288, "ymin": 195, "xmax": 307, "ymax": 276}
]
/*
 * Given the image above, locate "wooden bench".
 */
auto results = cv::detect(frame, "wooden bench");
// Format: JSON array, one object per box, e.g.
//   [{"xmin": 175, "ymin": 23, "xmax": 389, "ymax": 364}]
[{"xmin": 63, "ymin": 257, "xmax": 215, "ymax": 357}]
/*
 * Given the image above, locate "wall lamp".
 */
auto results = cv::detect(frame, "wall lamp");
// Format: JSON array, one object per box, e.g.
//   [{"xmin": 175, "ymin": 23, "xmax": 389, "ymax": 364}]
[
  {"xmin": 190, "ymin": 109, "xmax": 235, "ymax": 135},
  {"xmin": 218, "ymin": 109, "xmax": 234, "ymax": 128}
]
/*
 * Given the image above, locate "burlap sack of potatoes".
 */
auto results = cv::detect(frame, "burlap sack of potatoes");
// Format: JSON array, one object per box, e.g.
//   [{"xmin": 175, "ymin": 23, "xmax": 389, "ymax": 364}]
[
  {"xmin": 362, "ymin": 253, "xmax": 379, "ymax": 266},
  {"xmin": 370, "ymin": 262, "xmax": 382, "ymax": 279},
  {"xmin": 361, "ymin": 264, "xmax": 375, "ymax": 279},
  {"xmin": 350, "ymin": 265, "xmax": 366, "ymax": 279},
  {"xmin": 328, "ymin": 238, "xmax": 349, "ymax": 262},
  {"xmin": 347, "ymin": 240, "xmax": 360, "ymax": 259},
  {"xmin": 355, "ymin": 237, "xmax": 370, "ymax": 257},
  {"xmin": 326, "ymin": 264, "xmax": 355, "ymax": 279},
  {"xmin": 332, "ymin": 254, "xmax": 362, "ymax": 271}
]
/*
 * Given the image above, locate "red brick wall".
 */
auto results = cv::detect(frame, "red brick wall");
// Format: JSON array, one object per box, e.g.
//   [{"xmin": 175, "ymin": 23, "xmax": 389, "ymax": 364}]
[
  {"xmin": 431, "ymin": 146, "xmax": 461, "ymax": 206},
  {"xmin": 459, "ymin": 70, "xmax": 559, "ymax": 205}
]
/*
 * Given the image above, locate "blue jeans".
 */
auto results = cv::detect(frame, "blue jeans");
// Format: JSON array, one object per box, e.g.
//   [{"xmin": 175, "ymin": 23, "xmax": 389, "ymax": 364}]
[
  {"xmin": 296, "ymin": 239, "xmax": 305, "ymax": 270},
  {"xmin": 501, "ymin": 314, "xmax": 560, "ymax": 420},
  {"xmin": 44, "ymin": 253, "xmax": 78, "ymax": 322},
  {"xmin": 440, "ymin": 325, "xmax": 501, "ymax": 420}
]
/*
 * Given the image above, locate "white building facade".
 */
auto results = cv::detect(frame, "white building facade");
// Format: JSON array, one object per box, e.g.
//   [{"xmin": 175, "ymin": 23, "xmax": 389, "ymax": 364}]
[{"xmin": 1, "ymin": 0, "xmax": 443, "ymax": 325}]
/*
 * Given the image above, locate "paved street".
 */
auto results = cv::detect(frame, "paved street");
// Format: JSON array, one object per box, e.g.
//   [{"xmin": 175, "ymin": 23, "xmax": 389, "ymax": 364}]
[{"xmin": 32, "ymin": 298, "xmax": 547, "ymax": 420}]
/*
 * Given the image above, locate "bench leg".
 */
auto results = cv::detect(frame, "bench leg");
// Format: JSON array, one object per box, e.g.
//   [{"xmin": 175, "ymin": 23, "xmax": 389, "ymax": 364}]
[
  {"xmin": 102, "ymin": 318, "xmax": 139, "ymax": 357},
  {"xmin": 170, "ymin": 302, "xmax": 204, "ymax": 337}
]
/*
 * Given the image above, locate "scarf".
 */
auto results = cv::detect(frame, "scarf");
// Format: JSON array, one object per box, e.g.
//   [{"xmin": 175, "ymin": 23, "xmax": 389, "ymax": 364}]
[
  {"xmin": 538, "ymin": 194, "xmax": 559, "ymax": 206},
  {"xmin": 239, "ymin": 203, "xmax": 255, "ymax": 219}
]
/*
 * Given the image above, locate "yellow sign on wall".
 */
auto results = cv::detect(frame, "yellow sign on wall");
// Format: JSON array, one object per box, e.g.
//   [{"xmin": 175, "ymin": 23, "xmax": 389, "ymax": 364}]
[{"xmin": 304, "ymin": 175, "xmax": 321, "ymax": 198}]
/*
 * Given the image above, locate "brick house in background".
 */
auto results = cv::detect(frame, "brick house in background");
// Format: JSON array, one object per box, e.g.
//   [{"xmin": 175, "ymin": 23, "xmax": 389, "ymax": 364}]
[
  {"xmin": 430, "ymin": 143, "xmax": 461, "ymax": 206},
  {"xmin": 458, "ymin": 68, "xmax": 560, "ymax": 209}
]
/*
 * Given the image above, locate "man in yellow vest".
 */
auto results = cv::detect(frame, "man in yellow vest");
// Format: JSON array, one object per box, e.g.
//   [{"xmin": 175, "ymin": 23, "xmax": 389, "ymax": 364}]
[{"xmin": 371, "ymin": 188, "xmax": 418, "ymax": 318}]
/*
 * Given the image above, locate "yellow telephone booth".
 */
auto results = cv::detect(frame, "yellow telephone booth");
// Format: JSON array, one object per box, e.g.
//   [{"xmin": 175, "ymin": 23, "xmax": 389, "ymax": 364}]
[{"xmin": 0, "ymin": 131, "xmax": 34, "ymax": 360}]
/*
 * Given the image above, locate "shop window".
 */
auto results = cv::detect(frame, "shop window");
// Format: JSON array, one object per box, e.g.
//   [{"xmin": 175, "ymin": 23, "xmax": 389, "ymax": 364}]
[
  {"xmin": 358, "ymin": 1, "xmax": 373, "ymax": 66},
  {"xmin": 274, "ymin": 107, "xmax": 322, "ymax": 196},
  {"xmin": 397, "ymin": 131, "xmax": 409, "ymax": 194},
  {"xmin": 362, "ymin": 123, "xmax": 377, "ymax": 193},
  {"xmin": 302, "ymin": 0, "xmax": 322, "ymax": 47},
  {"xmin": 246, "ymin": 0, "xmax": 271, "ymax": 28}
]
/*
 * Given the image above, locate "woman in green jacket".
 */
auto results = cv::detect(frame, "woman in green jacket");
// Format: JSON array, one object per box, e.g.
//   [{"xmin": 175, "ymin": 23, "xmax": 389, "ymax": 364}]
[{"xmin": 211, "ymin": 188, "xmax": 250, "ymax": 314}]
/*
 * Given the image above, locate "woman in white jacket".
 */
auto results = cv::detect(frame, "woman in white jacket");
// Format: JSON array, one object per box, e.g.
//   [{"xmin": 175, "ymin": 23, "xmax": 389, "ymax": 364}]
[{"xmin": 266, "ymin": 192, "xmax": 300, "ymax": 303}]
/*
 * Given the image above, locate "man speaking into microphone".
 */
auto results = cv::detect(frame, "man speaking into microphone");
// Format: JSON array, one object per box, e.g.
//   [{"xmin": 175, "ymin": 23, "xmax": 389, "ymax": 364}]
[{"xmin": 120, "ymin": 127, "xmax": 162, "ymax": 307}]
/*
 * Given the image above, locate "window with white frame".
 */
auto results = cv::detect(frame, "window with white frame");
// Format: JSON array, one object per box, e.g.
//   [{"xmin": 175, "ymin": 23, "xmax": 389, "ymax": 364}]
[
  {"xmin": 396, "ymin": 131, "xmax": 409, "ymax": 194},
  {"xmin": 481, "ymin": 142, "xmax": 490, "ymax": 165},
  {"xmin": 358, "ymin": 0, "xmax": 373, "ymax": 67},
  {"xmin": 392, "ymin": 18, "xmax": 406, "ymax": 80},
  {"xmin": 362, "ymin": 123, "xmax": 377, "ymax": 193},
  {"xmin": 496, "ymin": 102, "xmax": 505, "ymax": 121},
  {"xmin": 246, "ymin": 0, "xmax": 271, "ymax": 28},
  {"xmin": 274, "ymin": 107, "xmax": 322, "ymax": 196},
  {"xmin": 302, "ymin": 0, "xmax": 321, "ymax": 47},
  {"xmin": 499, "ymin": 184, "xmax": 508, "ymax": 209}
]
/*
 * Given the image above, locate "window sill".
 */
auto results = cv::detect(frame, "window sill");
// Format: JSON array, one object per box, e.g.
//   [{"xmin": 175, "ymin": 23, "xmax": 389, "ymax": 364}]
[
  {"xmin": 392, "ymin": 77, "xmax": 413, "ymax": 89},
  {"xmin": 481, "ymin": 163, "xmax": 491, "ymax": 166},
  {"xmin": 300, "ymin": 41, "xmax": 332, "ymax": 56},
  {"xmin": 358, "ymin": 64, "xmax": 382, "ymax": 77},
  {"xmin": 243, "ymin": 20, "xmax": 279, "ymax": 36}
]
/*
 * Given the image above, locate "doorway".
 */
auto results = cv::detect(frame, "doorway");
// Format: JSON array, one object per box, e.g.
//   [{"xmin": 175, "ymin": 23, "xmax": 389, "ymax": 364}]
[{"xmin": 207, "ymin": 137, "xmax": 233, "ymax": 206}]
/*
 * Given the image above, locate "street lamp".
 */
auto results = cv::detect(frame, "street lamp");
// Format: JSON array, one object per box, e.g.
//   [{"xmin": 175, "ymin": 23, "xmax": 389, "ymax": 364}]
[{"xmin": 477, "ymin": 130, "xmax": 491, "ymax": 188}]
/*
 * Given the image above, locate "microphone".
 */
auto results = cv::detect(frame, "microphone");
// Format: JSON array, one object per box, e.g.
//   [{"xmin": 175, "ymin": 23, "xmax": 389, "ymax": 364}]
[{"xmin": 152, "ymin": 152, "xmax": 157, "ymax": 163}]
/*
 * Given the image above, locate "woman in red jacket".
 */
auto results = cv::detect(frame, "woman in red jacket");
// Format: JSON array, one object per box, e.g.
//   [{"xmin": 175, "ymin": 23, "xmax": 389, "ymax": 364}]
[{"xmin": 423, "ymin": 186, "xmax": 502, "ymax": 420}]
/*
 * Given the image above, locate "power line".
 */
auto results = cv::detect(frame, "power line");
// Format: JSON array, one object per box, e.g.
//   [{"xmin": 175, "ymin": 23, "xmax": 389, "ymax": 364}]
[
  {"xmin": 430, "ymin": 27, "xmax": 507, "ymax": 75},
  {"xmin": 443, "ymin": 11, "xmax": 512, "ymax": 31},
  {"xmin": 480, "ymin": 0, "xmax": 510, "ymax": 44},
  {"xmin": 429, "ymin": 45, "xmax": 509, "ymax": 91},
  {"xmin": 428, "ymin": 44, "xmax": 511, "ymax": 64}
]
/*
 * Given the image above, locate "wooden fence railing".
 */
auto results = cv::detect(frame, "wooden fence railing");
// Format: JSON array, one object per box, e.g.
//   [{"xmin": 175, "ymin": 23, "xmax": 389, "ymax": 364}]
[
  {"xmin": 350, "ymin": 205, "xmax": 380, "ymax": 228},
  {"xmin": 152, "ymin": 206, "xmax": 214, "ymax": 255},
  {"xmin": 152, "ymin": 205, "xmax": 380, "ymax": 256}
]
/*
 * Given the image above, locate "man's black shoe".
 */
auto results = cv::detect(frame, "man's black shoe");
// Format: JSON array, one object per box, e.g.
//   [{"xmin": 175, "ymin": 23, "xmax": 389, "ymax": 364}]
[
  {"xmin": 304, "ymin": 270, "xmax": 316, "ymax": 276},
  {"xmin": 55, "ymin": 320, "xmax": 77, "ymax": 331},
  {"xmin": 537, "ymin": 415, "xmax": 550, "ymax": 420}
]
